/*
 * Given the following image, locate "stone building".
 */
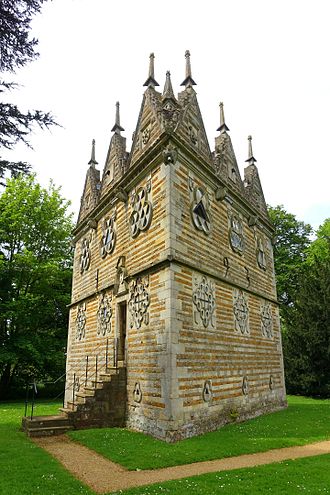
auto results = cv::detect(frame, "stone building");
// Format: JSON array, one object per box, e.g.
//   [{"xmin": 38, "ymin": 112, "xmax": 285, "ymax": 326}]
[{"xmin": 63, "ymin": 51, "xmax": 286, "ymax": 441}]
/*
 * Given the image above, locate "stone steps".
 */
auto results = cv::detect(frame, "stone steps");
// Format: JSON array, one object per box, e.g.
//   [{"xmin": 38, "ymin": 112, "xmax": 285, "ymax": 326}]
[{"xmin": 22, "ymin": 415, "xmax": 73, "ymax": 437}]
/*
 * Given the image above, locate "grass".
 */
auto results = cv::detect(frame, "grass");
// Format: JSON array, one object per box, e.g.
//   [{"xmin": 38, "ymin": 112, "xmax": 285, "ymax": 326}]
[
  {"xmin": 68, "ymin": 395, "xmax": 330, "ymax": 470},
  {"xmin": 113, "ymin": 454, "xmax": 330, "ymax": 494},
  {"xmin": 1, "ymin": 396, "xmax": 330, "ymax": 494},
  {"xmin": 0, "ymin": 400, "xmax": 93, "ymax": 495}
]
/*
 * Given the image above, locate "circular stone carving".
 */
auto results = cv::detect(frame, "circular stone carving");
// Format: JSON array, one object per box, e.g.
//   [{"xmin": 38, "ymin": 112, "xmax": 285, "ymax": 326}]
[
  {"xmin": 133, "ymin": 382, "xmax": 142, "ymax": 403},
  {"xmin": 229, "ymin": 215, "xmax": 244, "ymax": 254},
  {"xmin": 100, "ymin": 217, "xmax": 116, "ymax": 258},
  {"xmin": 202, "ymin": 380, "xmax": 212, "ymax": 402},
  {"xmin": 76, "ymin": 303, "xmax": 86, "ymax": 340},
  {"xmin": 242, "ymin": 376, "xmax": 249, "ymax": 395},
  {"xmin": 191, "ymin": 187, "xmax": 211, "ymax": 235},
  {"xmin": 129, "ymin": 187, "xmax": 153, "ymax": 238},
  {"xmin": 80, "ymin": 238, "xmax": 91, "ymax": 273}
]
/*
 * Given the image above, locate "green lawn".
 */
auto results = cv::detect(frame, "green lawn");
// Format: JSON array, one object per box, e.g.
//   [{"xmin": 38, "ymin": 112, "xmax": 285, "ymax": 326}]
[
  {"xmin": 113, "ymin": 454, "xmax": 330, "ymax": 494},
  {"xmin": 1, "ymin": 396, "xmax": 330, "ymax": 495},
  {"xmin": 0, "ymin": 401, "xmax": 93, "ymax": 495},
  {"xmin": 69, "ymin": 395, "xmax": 330, "ymax": 470}
]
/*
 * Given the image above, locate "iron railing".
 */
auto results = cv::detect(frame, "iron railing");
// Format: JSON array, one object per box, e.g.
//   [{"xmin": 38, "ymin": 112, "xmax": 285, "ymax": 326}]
[{"xmin": 24, "ymin": 337, "xmax": 119, "ymax": 420}]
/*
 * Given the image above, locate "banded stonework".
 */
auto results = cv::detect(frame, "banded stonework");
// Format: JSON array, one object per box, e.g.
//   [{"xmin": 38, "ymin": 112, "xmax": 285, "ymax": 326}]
[{"xmin": 64, "ymin": 51, "xmax": 286, "ymax": 442}]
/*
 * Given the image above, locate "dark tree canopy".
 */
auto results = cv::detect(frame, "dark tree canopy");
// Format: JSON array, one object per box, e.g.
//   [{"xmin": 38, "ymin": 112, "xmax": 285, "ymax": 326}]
[
  {"xmin": 283, "ymin": 219, "xmax": 330, "ymax": 397},
  {"xmin": 0, "ymin": 0, "xmax": 56, "ymax": 180},
  {"xmin": 0, "ymin": 0, "xmax": 45, "ymax": 72}
]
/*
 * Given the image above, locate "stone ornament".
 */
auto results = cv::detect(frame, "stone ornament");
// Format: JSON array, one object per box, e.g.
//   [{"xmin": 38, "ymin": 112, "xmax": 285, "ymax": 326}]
[
  {"xmin": 129, "ymin": 186, "xmax": 153, "ymax": 238},
  {"xmin": 242, "ymin": 376, "xmax": 249, "ymax": 395},
  {"xmin": 97, "ymin": 292, "xmax": 113, "ymax": 336},
  {"xmin": 191, "ymin": 186, "xmax": 211, "ymax": 235},
  {"xmin": 256, "ymin": 236, "xmax": 266, "ymax": 270},
  {"xmin": 261, "ymin": 302, "xmax": 273, "ymax": 338},
  {"xmin": 141, "ymin": 127, "xmax": 151, "ymax": 145},
  {"xmin": 100, "ymin": 215, "xmax": 116, "ymax": 258},
  {"xmin": 269, "ymin": 375, "xmax": 275, "ymax": 391},
  {"xmin": 128, "ymin": 276, "xmax": 150, "ymax": 329},
  {"xmin": 189, "ymin": 125, "xmax": 198, "ymax": 145},
  {"xmin": 163, "ymin": 143, "xmax": 178, "ymax": 166},
  {"xmin": 80, "ymin": 238, "xmax": 91, "ymax": 273},
  {"xmin": 193, "ymin": 275, "xmax": 215, "ymax": 328},
  {"xmin": 75, "ymin": 303, "xmax": 87, "ymax": 340},
  {"xmin": 202, "ymin": 380, "xmax": 212, "ymax": 402},
  {"xmin": 229, "ymin": 214, "xmax": 244, "ymax": 254},
  {"xmin": 133, "ymin": 382, "xmax": 142, "ymax": 403},
  {"xmin": 233, "ymin": 289, "xmax": 249, "ymax": 335},
  {"xmin": 114, "ymin": 256, "xmax": 128, "ymax": 296}
]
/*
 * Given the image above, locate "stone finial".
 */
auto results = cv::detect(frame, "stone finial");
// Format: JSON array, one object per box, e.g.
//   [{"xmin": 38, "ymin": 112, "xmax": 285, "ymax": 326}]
[
  {"xmin": 180, "ymin": 49, "xmax": 197, "ymax": 87},
  {"xmin": 88, "ymin": 138, "xmax": 98, "ymax": 166},
  {"xmin": 162, "ymin": 71, "xmax": 176, "ymax": 100},
  {"xmin": 245, "ymin": 135, "xmax": 257, "ymax": 163},
  {"xmin": 111, "ymin": 102, "xmax": 125, "ymax": 134},
  {"xmin": 216, "ymin": 102, "xmax": 230, "ymax": 133},
  {"xmin": 143, "ymin": 52, "xmax": 159, "ymax": 88}
]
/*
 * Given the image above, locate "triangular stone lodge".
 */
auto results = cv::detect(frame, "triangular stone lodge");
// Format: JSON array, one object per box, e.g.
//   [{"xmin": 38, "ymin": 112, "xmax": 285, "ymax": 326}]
[{"xmin": 63, "ymin": 51, "xmax": 286, "ymax": 442}]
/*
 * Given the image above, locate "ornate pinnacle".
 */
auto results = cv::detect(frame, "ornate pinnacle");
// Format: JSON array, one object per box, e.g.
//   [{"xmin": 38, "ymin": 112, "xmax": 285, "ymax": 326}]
[
  {"xmin": 162, "ymin": 71, "xmax": 176, "ymax": 101},
  {"xmin": 180, "ymin": 49, "xmax": 197, "ymax": 87},
  {"xmin": 88, "ymin": 139, "xmax": 98, "ymax": 166},
  {"xmin": 143, "ymin": 52, "xmax": 159, "ymax": 87},
  {"xmin": 245, "ymin": 135, "xmax": 257, "ymax": 163},
  {"xmin": 216, "ymin": 102, "xmax": 230, "ymax": 133},
  {"xmin": 111, "ymin": 101, "xmax": 125, "ymax": 134}
]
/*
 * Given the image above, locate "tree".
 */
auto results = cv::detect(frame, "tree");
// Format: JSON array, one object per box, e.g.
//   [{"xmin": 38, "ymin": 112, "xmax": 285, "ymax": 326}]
[
  {"xmin": 0, "ymin": 174, "xmax": 73, "ymax": 397},
  {"xmin": 283, "ymin": 219, "xmax": 330, "ymax": 397},
  {"xmin": 0, "ymin": 0, "xmax": 56, "ymax": 181},
  {"xmin": 268, "ymin": 205, "xmax": 313, "ymax": 325}
]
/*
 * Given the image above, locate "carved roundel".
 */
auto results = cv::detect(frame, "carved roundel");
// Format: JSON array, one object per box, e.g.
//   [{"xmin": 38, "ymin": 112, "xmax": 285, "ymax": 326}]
[
  {"xmin": 128, "ymin": 277, "xmax": 150, "ymax": 329},
  {"xmin": 129, "ymin": 187, "xmax": 153, "ymax": 238},
  {"xmin": 257, "ymin": 236, "xmax": 266, "ymax": 270},
  {"xmin": 76, "ymin": 303, "xmax": 86, "ymax": 340},
  {"xmin": 242, "ymin": 376, "xmax": 249, "ymax": 395},
  {"xmin": 133, "ymin": 382, "xmax": 142, "ymax": 403},
  {"xmin": 191, "ymin": 186, "xmax": 211, "ymax": 235},
  {"xmin": 202, "ymin": 380, "xmax": 213, "ymax": 402},
  {"xmin": 233, "ymin": 290, "xmax": 249, "ymax": 335},
  {"xmin": 100, "ymin": 217, "xmax": 116, "ymax": 258},
  {"xmin": 229, "ymin": 215, "xmax": 244, "ymax": 254},
  {"xmin": 80, "ymin": 238, "xmax": 91, "ymax": 273},
  {"xmin": 97, "ymin": 292, "xmax": 112, "ymax": 336},
  {"xmin": 261, "ymin": 302, "xmax": 273, "ymax": 339},
  {"xmin": 193, "ymin": 276, "xmax": 215, "ymax": 328}
]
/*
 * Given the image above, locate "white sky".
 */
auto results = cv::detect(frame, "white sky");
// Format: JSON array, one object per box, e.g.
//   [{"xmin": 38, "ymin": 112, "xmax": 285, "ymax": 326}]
[{"xmin": 2, "ymin": 0, "xmax": 330, "ymax": 229}]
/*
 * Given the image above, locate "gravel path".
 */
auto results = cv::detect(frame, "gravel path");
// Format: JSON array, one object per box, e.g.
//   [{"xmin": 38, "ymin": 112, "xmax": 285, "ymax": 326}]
[{"xmin": 33, "ymin": 435, "xmax": 330, "ymax": 494}]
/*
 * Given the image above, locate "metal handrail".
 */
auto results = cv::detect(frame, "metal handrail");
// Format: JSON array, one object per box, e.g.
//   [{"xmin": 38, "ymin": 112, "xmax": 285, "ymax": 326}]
[{"xmin": 24, "ymin": 337, "xmax": 117, "ymax": 419}]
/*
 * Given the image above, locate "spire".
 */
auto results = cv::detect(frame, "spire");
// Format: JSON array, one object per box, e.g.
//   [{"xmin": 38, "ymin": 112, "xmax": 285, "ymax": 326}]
[
  {"xmin": 216, "ymin": 102, "xmax": 230, "ymax": 133},
  {"xmin": 143, "ymin": 52, "xmax": 159, "ymax": 88},
  {"xmin": 88, "ymin": 139, "xmax": 98, "ymax": 166},
  {"xmin": 180, "ymin": 50, "xmax": 197, "ymax": 87},
  {"xmin": 245, "ymin": 135, "xmax": 257, "ymax": 164},
  {"xmin": 162, "ymin": 71, "xmax": 176, "ymax": 101},
  {"xmin": 111, "ymin": 102, "xmax": 125, "ymax": 134}
]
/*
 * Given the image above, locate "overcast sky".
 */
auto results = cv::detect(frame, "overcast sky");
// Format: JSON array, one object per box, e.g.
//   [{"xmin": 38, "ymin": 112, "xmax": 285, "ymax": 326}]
[{"xmin": 3, "ymin": 0, "xmax": 330, "ymax": 229}]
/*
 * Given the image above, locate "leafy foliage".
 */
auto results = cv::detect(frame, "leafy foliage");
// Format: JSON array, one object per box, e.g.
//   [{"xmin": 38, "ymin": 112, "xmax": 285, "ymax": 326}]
[
  {"xmin": 0, "ymin": 174, "xmax": 73, "ymax": 397},
  {"xmin": 0, "ymin": 0, "xmax": 57, "ymax": 180},
  {"xmin": 268, "ymin": 205, "xmax": 312, "ymax": 324},
  {"xmin": 283, "ymin": 219, "xmax": 330, "ymax": 397}
]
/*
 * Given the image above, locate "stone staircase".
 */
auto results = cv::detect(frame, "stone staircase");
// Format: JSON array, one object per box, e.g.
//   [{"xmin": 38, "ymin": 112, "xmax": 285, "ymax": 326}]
[{"xmin": 22, "ymin": 363, "xmax": 126, "ymax": 437}]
